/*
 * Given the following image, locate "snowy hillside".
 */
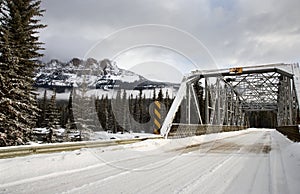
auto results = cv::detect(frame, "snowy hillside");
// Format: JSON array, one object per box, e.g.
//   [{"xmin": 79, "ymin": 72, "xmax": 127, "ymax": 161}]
[
  {"xmin": 35, "ymin": 58, "xmax": 146, "ymax": 90},
  {"xmin": 35, "ymin": 58, "xmax": 178, "ymax": 93}
]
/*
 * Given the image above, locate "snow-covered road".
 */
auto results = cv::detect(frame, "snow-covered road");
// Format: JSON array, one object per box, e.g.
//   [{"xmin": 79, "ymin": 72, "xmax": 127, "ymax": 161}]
[{"xmin": 0, "ymin": 128, "xmax": 299, "ymax": 194}]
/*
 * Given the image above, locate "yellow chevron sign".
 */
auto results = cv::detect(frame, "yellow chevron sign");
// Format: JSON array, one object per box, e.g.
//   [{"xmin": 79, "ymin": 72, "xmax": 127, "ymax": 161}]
[{"xmin": 153, "ymin": 101, "xmax": 161, "ymax": 134}]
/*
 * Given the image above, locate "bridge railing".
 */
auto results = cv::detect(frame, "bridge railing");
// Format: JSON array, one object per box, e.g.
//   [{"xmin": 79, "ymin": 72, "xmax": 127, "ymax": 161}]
[
  {"xmin": 168, "ymin": 124, "xmax": 247, "ymax": 138},
  {"xmin": 276, "ymin": 125, "xmax": 300, "ymax": 142}
]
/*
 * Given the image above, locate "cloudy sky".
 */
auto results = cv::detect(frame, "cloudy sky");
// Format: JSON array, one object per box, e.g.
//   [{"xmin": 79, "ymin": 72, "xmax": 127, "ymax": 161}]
[{"xmin": 40, "ymin": 0, "xmax": 300, "ymax": 81}]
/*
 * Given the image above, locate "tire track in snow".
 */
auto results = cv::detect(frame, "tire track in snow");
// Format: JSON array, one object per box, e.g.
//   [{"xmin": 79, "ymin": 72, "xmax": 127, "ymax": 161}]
[
  {"xmin": 174, "ymin": 148, "xmax": 243, "ymax": 193},
  {"xmin": 221, "ymin": 131, "xmax": 272, "ymax": 194},
  {"xmin": 247, "ymin": 131, "xmax": 272, "ymax": 194},
  {"xmin": 174, "ymin": 130, "xmax": 272, "ymax": 194},
  {"xmin": 0, "ymin": 150, "xmax": 174, "ymax": 189},
  {"xmin": 61, "ymin": 152, "xmax": 193, "ymax": 194},
  {"xmin": 269, "ymin": 130, "xmax": 290, "ymax": 194},
  {"xmin": 61, "ymin": 132, "xmax": 259, "ymax": 193}
]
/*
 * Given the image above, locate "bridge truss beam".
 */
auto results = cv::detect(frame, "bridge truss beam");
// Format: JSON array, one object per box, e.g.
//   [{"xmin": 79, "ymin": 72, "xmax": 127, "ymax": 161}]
[{"xmin": 161, "ymin": 65, "xmax": 300, "ymax": 137}]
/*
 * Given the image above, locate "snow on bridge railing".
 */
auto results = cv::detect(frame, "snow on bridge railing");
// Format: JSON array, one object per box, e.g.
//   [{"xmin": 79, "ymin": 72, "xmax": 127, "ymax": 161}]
[{"xmin": 0, "ymin": 136, "xmax": 163, "ymax": 159}]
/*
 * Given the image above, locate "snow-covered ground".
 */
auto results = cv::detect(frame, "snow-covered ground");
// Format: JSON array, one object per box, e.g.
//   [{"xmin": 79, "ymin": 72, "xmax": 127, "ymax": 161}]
[
  {"xmin": 0, "ymin": 128, "xmax": 299, "ymax": 194},
  {"xmin": 90, "ymin": 131, "xmax": 159, "ymax": 140},
  {"xmin": 31, "ymin": 128, "xmax": 158, "ymax": 142}
]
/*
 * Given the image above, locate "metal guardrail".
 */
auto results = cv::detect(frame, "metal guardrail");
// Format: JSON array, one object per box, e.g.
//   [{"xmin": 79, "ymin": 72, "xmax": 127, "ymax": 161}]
[
  {"xmin": 0, "ymin": 136, "xmax": 163, "ymax": 159},
  {"xmin": 276, "ymin": 126, "xmax": 300, "ymax": 142},
  {"xmin": 168, "ymin": 124, "xmax": 247, "ymax": 138}
]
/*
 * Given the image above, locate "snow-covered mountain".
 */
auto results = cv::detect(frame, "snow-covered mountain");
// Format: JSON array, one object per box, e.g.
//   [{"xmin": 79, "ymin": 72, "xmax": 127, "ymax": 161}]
[{"xmin": 35, "ymin": 58, "xmax": 172, "ymax": 92}]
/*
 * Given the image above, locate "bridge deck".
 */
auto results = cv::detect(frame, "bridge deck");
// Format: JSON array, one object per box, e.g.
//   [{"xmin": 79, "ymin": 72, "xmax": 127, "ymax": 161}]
[{"xmin": 1, "ymin": 128, "xmax": 299, "ymax": 193}]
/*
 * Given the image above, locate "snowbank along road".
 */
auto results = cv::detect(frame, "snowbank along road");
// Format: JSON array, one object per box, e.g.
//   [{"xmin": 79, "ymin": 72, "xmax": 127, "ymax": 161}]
[{"xmin": 0, "ymin": 128, "xmax": 299, "ymax": 193}]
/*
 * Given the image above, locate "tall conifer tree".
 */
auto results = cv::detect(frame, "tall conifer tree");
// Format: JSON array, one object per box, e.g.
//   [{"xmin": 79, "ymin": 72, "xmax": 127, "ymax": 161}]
[{"xmin": 0, "ymin": 0, "xmax": 46, "ymax": 146}]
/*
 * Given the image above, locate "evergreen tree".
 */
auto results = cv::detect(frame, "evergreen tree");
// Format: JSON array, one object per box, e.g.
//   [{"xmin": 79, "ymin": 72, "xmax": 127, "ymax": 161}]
[
  {"xmin": 97, "ymin": 94, "xmax": 108, "ymax": 130},
  {"xmin": 66, "ymin": 89, "xmax": 76, "ymax": 129},
  {"xmin": 104, "ymin": 95, "xmax": 109, "ymax": 130},
  {"xmin": 128, "ymin": 93, "xmax": 134, "ymax": 131},
  {"xmin": 36, "ymin": 89, "xmax": 47, "ymax": 128},
  {"xmin": 44, "ymin": 90, "xmax": 60, "ymax": 142},
  {"xmin": 113, "ymin": 89, "xmax": 122, "ymax": 130},
  {"xmin": 0, "ymin": 57, "xmax": 34, "ymax": 145},
  {"xmin": 133, "ymin": 95, "xmax": 139, "ymax": 124},
  {"xmin": 112, "ymin": 89, "xmax": 129, "ymax": 132},
  {"xmin": 138, "ymin": 90, "xmax": 143, "ymax": 123},
  {"xmin": 152, "ymin": 88, "xmax": 156, "ymax": 101},
  {"xmin": 107, "ymin": 100, "xmax": 116, "ymax": 133},
  {"xmin": 60, "ymin": 104, "xmax": 68, "ymax": 128},
  {"xmin": 157, "ymin": 88, "xmax": 163, "ymax": 101},
  {"xmin": 142, "ymin": 93, "xmax": 150, "ymax": 123},
  {"xmin": 73, "ymin": 78, "xmax": 97, "ymax": 140},
  {"xmin": 121, "ymin": 89, "xmax": 129, "ymax": 132},
  {"xmin": 64, "ymin": 89, "xmax": 78, "ymax": 137},
  {"xmin": 0, "ymin": 0, "xmax": 46, "ymax": 146},
  {"xmin": 194, "ymin": 80, "xmax": 205, "ymax": 122},
  {"xmin": 164, "ymin": 90, "xmax": 171, "ymax": 111}
]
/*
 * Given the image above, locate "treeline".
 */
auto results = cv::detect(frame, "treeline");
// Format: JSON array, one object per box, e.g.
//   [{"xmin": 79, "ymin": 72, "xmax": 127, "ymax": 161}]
[{"xmin": 36, "ymin": 88, "xmax": 175, "ymax": 140}]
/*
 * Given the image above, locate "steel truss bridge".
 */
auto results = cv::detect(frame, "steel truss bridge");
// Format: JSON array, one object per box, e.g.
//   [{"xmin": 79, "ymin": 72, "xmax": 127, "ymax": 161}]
[{"xmin": 161, "ymin": 63, "xmax": 300, "ymax": 138}]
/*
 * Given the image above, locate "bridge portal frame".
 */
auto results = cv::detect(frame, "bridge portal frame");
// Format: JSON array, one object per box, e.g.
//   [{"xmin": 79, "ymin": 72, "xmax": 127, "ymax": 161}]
[{"xmin": 161, "ymin": 65, "xmax": 299, "ymax": 138}]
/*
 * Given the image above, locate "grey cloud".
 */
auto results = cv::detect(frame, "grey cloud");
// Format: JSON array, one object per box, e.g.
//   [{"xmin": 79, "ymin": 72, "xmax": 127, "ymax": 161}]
[{"xmin": 39, "ymin": 0, "xmax": 300, "ymax": 67}]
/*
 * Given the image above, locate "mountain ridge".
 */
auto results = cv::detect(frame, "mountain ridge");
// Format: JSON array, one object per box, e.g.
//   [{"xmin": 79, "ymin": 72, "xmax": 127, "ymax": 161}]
[{"xmin": 35, "ymin": 58, "xmax": 179, "ymax": 93}]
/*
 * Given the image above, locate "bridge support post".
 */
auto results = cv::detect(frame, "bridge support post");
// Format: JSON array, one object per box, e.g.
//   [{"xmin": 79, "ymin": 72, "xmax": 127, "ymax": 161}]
[
  {"xmin": 277, "ymin": 75, "xmax": 295, "ymax": 126},
  {"xmin": 205, "ymin": 78, "xmax": 209, "ymax": 124}
]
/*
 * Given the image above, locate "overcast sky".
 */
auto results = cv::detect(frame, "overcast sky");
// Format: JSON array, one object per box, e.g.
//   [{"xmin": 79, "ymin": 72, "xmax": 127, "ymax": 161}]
[{"xmin": 40, "ymin": 0, "xmax": 300, "ymax": 80}]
